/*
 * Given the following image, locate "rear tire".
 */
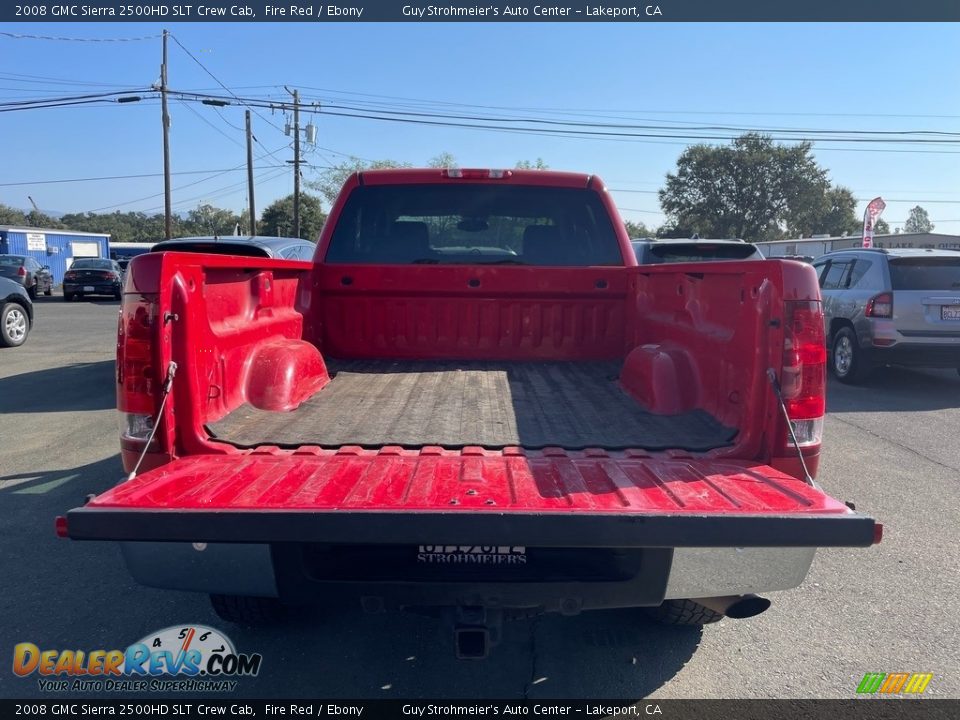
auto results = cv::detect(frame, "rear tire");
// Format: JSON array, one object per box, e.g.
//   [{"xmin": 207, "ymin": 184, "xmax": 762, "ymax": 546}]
[
  {"xmin": 832, "ymin": 327, "xmax": 870, "ymax": 384},
  {"xmin": 210, "ymin": 594, "xmax": 286, "ymax": 626},
  {"xmin": 645, "ymin": 599, "xmax": 724, "ymax": 626},
  {"xmin": 27, "ymin": 284, "xmax": 37, "ymax": 300},
  {"xmin": 63, "ymin": 293, "xmax": 73, "ymax": 302},
  {"xmin": 44, "ymin": 287, "xmax": 52, "ymax": 296}
]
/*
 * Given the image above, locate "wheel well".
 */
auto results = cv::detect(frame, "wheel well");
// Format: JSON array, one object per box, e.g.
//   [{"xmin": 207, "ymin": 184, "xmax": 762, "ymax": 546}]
[
  {"xmin": 3, "ymin": 299, "xmax": 33, "ymax": 325},
  {"xmin": 828, "ymin": 318, "xmax": 854, "ymax": 346}
]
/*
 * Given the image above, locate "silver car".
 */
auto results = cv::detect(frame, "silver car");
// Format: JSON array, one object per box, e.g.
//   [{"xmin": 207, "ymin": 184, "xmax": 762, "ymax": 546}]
[{"xmin": 813, "ymin": 248, "xmax": 960, "ymax": 383}]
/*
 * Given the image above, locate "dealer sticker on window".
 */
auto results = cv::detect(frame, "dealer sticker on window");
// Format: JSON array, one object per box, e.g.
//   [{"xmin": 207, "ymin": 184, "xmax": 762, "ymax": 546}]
[{"xmin": 417, "ymin": 545, "xmax": 527, "ymax": 565}]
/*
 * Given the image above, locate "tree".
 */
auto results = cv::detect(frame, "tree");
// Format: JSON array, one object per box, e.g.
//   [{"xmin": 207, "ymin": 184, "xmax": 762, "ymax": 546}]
[
  {"xmin": 623, "ymin": 220, "xmax": 652, "ymax": 238},
  {"xmin": 258, "ymin": 193, "xmax": 326, "ymax": 241},
  {"xmin": 25, "ymin": 210, "xmax": 64, "ymax": 229},
  {"xmin": 183, "ymin": 204, "xmax": 241, "ymax": 237},
  {"xmin": 904, "ymin": 205, "xmax": 933, "ymax": 234},
  {"xmin": 515, "ymin": 158, "xmax": 549, "ymax": 170},
  {"xmin": 428, "ymin": 152, "xmax": 459, "ymax": 169},
  {"xmin": 659, "ymin": 134, "xmax": 840, "ymax": 242},
  {"xmin": 0, "ymin": 204, "xmax": 28, "ymax": 226},
  {"xmin": 309, "ymin": 158, "xmax": 412, "ymax": 206},
  {"xmin": 786, "ymin": 185, "xmax": 857, "ymax": 238}
]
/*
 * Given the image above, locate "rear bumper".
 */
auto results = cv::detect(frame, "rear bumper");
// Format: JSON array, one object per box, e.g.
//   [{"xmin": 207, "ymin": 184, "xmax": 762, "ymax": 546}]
[
  {"xmin": 119, "ymin": 541, "xmax": 816, "ymax": 610},
  {"xmin": 863, "ymin": 342, "xmax": 960, "ymax": 368},
  {"xmin": 63, "ymin": 281, "xmax": 121, "ymax": 296}
]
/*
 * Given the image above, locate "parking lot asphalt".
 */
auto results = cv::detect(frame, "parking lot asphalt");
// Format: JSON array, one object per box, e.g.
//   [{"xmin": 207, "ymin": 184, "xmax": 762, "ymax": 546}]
[{"xmin": 0, "ymin": 297, "xmax": 957, "ymax": 699}]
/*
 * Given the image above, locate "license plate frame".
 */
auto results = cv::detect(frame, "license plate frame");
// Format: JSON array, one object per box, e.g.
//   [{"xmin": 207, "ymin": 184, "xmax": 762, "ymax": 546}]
[
  {"xmin": 941, "ymin": 305, "xmax": 960, "ymax": 321},
  {"xmin": 83, "ymin": 285, "xmax": 95, "ymax": 292}
]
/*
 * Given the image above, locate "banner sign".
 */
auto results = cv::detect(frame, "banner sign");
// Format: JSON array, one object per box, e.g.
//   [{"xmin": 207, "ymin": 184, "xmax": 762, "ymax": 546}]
[{"xmin": 862, "ymin": 197, "xmax": 886, "ymax": 249}]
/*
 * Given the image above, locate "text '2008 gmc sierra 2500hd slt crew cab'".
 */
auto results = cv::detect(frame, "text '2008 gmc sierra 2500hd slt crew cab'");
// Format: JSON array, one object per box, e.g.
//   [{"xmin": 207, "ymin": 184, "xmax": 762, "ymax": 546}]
[{"xmin": 61, "ymin": 168, "xmax": 879, "ymax": 659}]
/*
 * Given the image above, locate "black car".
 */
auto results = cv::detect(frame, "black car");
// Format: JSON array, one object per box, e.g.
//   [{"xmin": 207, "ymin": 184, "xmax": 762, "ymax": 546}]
[
  {"xmin": 631, "ymin": 238, "xmax": 765, "ymax": 264},
  {"xmin": 62, "ymin": 258, "xmax": 124, "ymax": 301},
  {"xmin": 0, "ymin": 254, "xmax": 53, "ymax": 299},
  {"xmin": 150, "ymin": 235, "xmax": 316, "ymax": 261},
  {"xmin": 0, "ymin": 275, "xmax": 33, "ymax": 347}
]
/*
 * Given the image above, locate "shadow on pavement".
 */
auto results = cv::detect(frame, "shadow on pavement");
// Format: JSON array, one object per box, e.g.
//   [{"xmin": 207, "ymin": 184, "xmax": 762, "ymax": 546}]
[
  {"xmin": 0, "ymin": 360, "xmax": 115, "ymax": 414},
  {"xmin": 0, "ymin": 453, "xmax": 123, "ymax": 496},
  {"xmin": 827, "ymin": 366, "xmax": 960, "ymax": 413},
  {"xmin": 221, "ymin": 606, "xmax": 704, "ymax": 699}
]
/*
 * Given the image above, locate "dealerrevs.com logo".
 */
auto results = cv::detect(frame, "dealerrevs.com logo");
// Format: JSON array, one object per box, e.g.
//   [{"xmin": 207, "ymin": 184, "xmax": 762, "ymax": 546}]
[{"xmin": 13, "ymin": 625, "xmax": 262, "ymax": 693}]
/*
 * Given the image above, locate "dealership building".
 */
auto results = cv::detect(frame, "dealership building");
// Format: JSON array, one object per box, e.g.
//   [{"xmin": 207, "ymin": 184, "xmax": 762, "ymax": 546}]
[
  {"xmin": 754, "ymin": 232, "xmax": 960, "ymax": 259},
  {"xmin": 0, "ymin": 226, "xmax": 111, "ymax": 285}
]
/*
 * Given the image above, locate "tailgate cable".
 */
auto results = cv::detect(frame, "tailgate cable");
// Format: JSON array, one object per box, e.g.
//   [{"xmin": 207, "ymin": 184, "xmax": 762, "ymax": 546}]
[
  {"xmin": 127, "ymin": 361, "xmax": 178, "ymax": 481},
  {"xmin": 766, "ymin": 368, "xmax": 814, "ymax": 485}
]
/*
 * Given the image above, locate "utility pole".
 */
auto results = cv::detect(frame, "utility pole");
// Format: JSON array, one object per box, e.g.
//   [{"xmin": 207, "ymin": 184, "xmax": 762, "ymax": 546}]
[
  {"xmin": 160, "ymin": 29, "xmax": 172, "ymax": 240},
  {"xmin": 245, "ymin": 110, "xmax": 256, "ymax": 236},
  {"xmin": 291, "ymin": 88, "xmax": 301, "ymax": 239}
]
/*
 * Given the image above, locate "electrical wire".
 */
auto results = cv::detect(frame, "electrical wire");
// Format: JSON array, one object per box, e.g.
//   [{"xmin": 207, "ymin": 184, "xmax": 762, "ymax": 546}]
[{"xmin": 0, "ymin": 167, "xmax": 276, "ymax": 188}]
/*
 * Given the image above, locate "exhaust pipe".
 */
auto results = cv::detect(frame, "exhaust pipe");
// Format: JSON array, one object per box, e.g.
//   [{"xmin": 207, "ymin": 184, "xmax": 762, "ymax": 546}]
[{"xmin": 692, "ymin": 594, "xmax": 771, "ymax": 619}]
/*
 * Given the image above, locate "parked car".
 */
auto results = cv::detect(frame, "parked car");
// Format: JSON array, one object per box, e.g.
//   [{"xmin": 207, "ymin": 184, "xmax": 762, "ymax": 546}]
[
  {"xmin": 151, "ymin": 236, "xmax": 316, "ymax": 261},
  {"xmin": 813, "ymin": 248, "xmax": 960, "ymax": 382},
  {"xmin": 63, "ymin": 258, "xmax": 124, "ymax": 301},
  {"xmin": 0, "ymin": 254, "xmax": 53, "ymax": 299},
  {"xmin": 631, "ymin": 238, "xmax": 764, "ymax": 264},
  {"xmin": 0, "ymin": 275, "xmax": 33, "ymax": 347}
]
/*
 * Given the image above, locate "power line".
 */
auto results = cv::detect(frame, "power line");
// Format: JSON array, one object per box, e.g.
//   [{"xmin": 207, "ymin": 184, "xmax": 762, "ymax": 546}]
[
  {"xmin": 288, "ymin": 84, "xmax": 960, "ymax": 121},
  {"xmin": 168, "ymin": 35, "xmax": 288, "ymax": 135},
  {"xmin": 172, "ymin": 89, "xmax": 960, "ymax": 142},
  {"xmin": 0, "ymin": 89, "xmax": 152, "ymax": 108},
  {"xmin": 0, "ymin": 167, "xmax": 275, "ymax": 188},
  {"xmin": 177, "ymin": 99, "xmax": 245, "ymax": 150}
]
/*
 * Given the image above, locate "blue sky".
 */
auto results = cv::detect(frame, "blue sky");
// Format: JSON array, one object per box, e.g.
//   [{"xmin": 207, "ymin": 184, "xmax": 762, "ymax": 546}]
[{"xmin": 2, "ymin": 22, "xmax": 959, "ymax": 234}]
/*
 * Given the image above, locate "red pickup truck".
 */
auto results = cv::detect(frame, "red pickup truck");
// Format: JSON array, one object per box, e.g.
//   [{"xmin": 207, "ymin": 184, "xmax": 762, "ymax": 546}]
[{"xmin": 63, "ymin": 169, "xmax": 878, "ymax": 658}]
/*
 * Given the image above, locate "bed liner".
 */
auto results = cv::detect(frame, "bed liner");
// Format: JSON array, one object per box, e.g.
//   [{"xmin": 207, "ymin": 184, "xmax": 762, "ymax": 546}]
[{"xmin": 208, "ymin": 359, "xmax": 738, "ymax": 451}]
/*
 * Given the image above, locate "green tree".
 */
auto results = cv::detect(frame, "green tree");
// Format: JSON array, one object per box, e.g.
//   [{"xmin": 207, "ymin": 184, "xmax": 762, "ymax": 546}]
[
  {"xmin": 181, "ymin": 204, "xmax": 241, "ymax": 237},
  {"xmin": 623, "ymin": 220, "xmax": 653, "ymax": 238},
  {"xmin": 787, "ymin": 185, "xmax": 859, "ymax": 238},
  {"xmin": 0, "ymin": 204, "xmax": 28, "ymax": 226},
  {"xmin": 24, "ymin": 210, "xmax": 64, "ymax": 229},
  {"xmin": 903, "ymin": 205, "xmax": 934, "ymax": 233},
  {"xmin": 515, "ymin": 158, "xmax": 549, "ymax": 169},
  {"xmin": 258, "ymin": 193, "xmax": 326, "ymax": 241},
  {"xmin": 59, "ymin": 211, "xmax": 168, "ymax": 242},
  {"xmin": 428, "ymin": 152, "xmax": 459, "ymax": 169},
  {"xmin": 659, "ymin": 134, "xmax": 838, "ymax": 242}
]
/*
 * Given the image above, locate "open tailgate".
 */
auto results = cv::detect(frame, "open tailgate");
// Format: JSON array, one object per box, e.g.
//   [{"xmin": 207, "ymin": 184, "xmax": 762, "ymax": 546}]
[{"xmin": 65, "ymin": 449, "xmax": 878, "ymax": 548}]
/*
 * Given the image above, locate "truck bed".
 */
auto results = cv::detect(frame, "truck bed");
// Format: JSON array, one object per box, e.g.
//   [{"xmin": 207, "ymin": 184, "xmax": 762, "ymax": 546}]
[{"xmin": 208, "ymin": 360, "xmax": 738, "ymax": 451}]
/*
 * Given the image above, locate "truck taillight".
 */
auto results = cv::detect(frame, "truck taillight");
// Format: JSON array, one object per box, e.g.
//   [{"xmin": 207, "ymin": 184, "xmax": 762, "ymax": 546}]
[
  {"xmin": 117, "ymin": 293, "xmax": 159, "ymax": 429},
  {"xmin": 781, "ymin": 300, "xmax": 826, "ymax": 447},
  {"xmin": 442, "ymin": 168, "xmax": 512, "ymax": 179},
  {"xmin": 865, "ymin": 292, "xmax": 893, "ymax": 319}
]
